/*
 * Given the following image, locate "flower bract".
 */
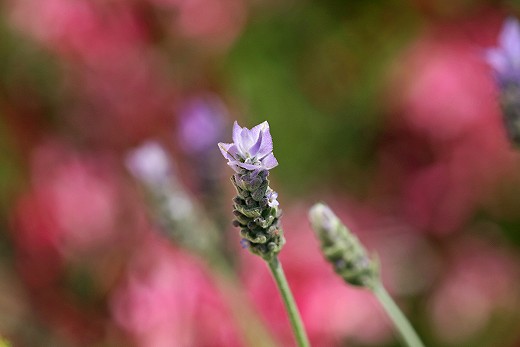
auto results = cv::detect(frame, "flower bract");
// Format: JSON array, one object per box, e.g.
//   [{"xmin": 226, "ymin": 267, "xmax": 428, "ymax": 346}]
[{"xmin": 218, "ymin": 121, "xmax": 278, "ymax": 173}]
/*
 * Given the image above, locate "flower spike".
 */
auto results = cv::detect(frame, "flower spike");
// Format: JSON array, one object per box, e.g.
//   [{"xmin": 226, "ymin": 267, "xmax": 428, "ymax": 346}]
[
  {"xmin": 309, "ymin": 203, "xmax": 425, "ymax": 347},
  {"xmin": 218, "ymin": 121, "xmax": 309, "ymax": 347},
  {"xmin": 485, "ymin": 17, "xmax": 520, "ymax": 146},
  {"xmin": 218, "ymin": 121, "xmax": 284, "ymax": 261}
]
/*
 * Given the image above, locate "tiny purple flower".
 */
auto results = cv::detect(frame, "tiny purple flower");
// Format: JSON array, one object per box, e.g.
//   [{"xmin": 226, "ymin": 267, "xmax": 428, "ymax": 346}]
[
  {"xmin": 240, "ymin": 239, "xmax": 250, "ymax": 249},
  {"xmin": 177, "ymin": 95, "xmax": 226, "ymax": 155},
  {"xmin": 486, "ymin": 17, "xmax": 520, "ymax": 85},
  {"xmin": 218, "ymin": 121, "xmax": 278, "ymax": 173},
  {"xmin": 266, "ymin": 189, "xmax": 279, "ymax": 208},
  {"xmin": 126, "ymin": 141, "xmax": 172, "ymax": 186}
]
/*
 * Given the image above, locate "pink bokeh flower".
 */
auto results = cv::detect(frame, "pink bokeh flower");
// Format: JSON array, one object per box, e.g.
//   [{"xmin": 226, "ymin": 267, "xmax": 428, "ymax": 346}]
[
  {"xmin": 9, "ymin": 0, "xmax": 147, "ymax": 65},
  {"xmin": 12, "ymin": 141, "xmax": 140, "ymax": 258},
  {"xmin": 9, "ymin": 140, "xmax": 147, "ymax": 345},
  {"xmin": 150, "ymin": 0, "xmax": 246, "ymax": 47},
  {"xmin": 110, "ymin": 234, "xmax": 242, "ymax": 347},
  {"xmin": 380, "ymin": 19, "xmax": 519, "ymax": 235},
  {"xmin": 8, "ymin": 0, "xmax": 176, "ymax": 145},
  {"xmin": 427, "ymin": 236, "xmax": 520, "ymax": 345}
]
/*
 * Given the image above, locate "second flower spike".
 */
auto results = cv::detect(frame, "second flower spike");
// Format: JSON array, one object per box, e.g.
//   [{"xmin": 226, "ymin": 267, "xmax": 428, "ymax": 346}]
[{"xmin": 309, "ymin": 203, "xmax": 379, "ymax": 289}]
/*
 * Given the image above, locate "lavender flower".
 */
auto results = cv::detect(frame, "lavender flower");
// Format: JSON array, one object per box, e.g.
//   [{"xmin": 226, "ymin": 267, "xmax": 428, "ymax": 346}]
[
  {"xmin": 178, "ymin": 95, "xmax": 226, "ymax": 155},
  {"xmin": 126, "ymin": 141, "xmax": 219, "ymax": 254},
  {"xmin": 177, "ymin": 95, "xmax": 229, "ymax": 210},
  {"xmin": 218, "ymin": 121, "xmax": 278, "ymax": 173},
  {"xmin": 486, "ymin": 18, "xmax": 520, "ymax": 86},
  {"xmin": 218, "ymin": 121, "xmax": 284, "ymax": 261},
  {"xmin": 126, "ymin": 141, "xmax": 172, "ymax": 187},
  {"xmin": 486, "ymin": 17, "xmax": 520, "ymax": 145}
]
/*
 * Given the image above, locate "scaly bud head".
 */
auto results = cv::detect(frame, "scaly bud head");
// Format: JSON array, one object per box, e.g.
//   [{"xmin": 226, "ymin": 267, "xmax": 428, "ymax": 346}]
[{"xmin": 309, "ymin": 203, "xmax": 379, "ymax": 289}]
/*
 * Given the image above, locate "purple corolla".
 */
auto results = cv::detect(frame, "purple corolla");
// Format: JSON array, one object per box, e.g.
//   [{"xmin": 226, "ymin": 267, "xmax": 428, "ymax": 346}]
[
  {"xmin": 486, "ymin": 18, "xmax": 520, "ymax": 85},
  {"xmin": 218, "ymin": 121, "xmax": 278, "ymax": 173}
]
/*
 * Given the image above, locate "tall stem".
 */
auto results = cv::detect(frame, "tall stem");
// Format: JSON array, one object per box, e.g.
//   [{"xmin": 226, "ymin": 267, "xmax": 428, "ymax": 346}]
[
  {"xmin": 373, "ymin": 282, "xmax": 425, "ymax": 347},
  {"xmin": 211, "ymin": 257, "xmax": 281, "ymax": 347},
  {"xmin": 267, "ymin": 257, "xmax": 310, "ymax": 347}
]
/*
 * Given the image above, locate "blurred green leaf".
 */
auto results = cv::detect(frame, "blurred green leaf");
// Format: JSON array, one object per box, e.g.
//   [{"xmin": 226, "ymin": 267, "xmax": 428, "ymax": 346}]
[{"xmin": 224, "ymin": 0, "xmax": 419, "ymax": 195}]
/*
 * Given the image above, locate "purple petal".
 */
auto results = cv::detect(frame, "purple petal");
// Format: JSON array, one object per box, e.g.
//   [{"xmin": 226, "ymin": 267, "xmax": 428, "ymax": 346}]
[
  {"xmin": 236, "ymin": 161, "xmax": 262, "ymax": 170},
  {"xmin": 268, "ymin": 198, "xmax": 279, "ymax": 208},
  {"xmin": 485, "ymin": 49, "xmax": 508, "ymax": 74},
  {"xmin": 218, "ymin": 142, "xmax": 238, "ymax": 161},
  {"xmin": 227, "ymin": 161, "xmax": 242, "ymax": 173},
  {"xmin": 267, "ymin": 190, "xmax": 279, "ymax": 207},
  {"xmin": 232, "ymin": 121, "xmax": 242, "ymax": 148},
  {"xmin": 256, "ymin": 128, "xmax": 274, "ymax": 159},
  {"xmin": 249, "ymin": 130, "xmax": 263, "ymax": 157},
  {"xmin": 249, "ymin": 121, "xmax": 269, "ymax": 139},
  {"xmin": 239, "ymin": 128, "xmax": 254, "ymax": 153},
  {"xmin": 261, "ymin": 153, "xmax": 278, "ymax": 169},
  {"xmin": 501, "ymin": 18, "xmax": 520, "ymax": 61}
]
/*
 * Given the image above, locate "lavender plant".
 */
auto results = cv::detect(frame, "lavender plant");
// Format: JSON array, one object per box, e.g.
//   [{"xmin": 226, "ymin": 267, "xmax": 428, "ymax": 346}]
[
  {"xmin": 126, "ymin": 140, "xmax": 279, "ymax": 347},
  {"xmin": 218, "ymin": 121, "xmax": 284, "ymax": 260},
  {"xmin": 126, "ymin": 141, "xmax": 220, "ymax": 255},
  {"xmin": 486, "ymin": 17, "xmax": 520, "ymax": 145},
  {"xmin": 219, "ymin": 121, "xmax": 310, "ymax": 347},
  {"xmin": 309, "ymin": 203, "xmax": 425, "ymax": 347}
]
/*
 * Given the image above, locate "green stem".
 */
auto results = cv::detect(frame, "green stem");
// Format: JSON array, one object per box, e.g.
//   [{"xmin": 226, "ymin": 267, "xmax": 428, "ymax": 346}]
[
  {"xmin": 211, "ymin": 257, "xmax": 281, "ymax": 347},
  {"xmin": 267, "ymin": 257, "xmax": 310, "ymax": 347},
  {"xmin": 373, "ymin": 282, "xmax": 425, "ymax": 347}
]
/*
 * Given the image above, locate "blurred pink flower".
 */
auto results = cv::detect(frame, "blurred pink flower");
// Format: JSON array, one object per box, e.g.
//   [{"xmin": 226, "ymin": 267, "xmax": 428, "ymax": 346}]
[
  {"xmin": 9, "ymin": 0, "xmax": 148, "ymax": 66},
  {"xmin": 150, "ymin": 0, "xmax": 246, "ymax": 47},
  {"xmin": 400, "ymin": 42, "xmax": 496, "ymax": 142},
  {"xmin": 8, "ymin": 0, "xmax": 177, "ymax": 145},
  {"xmin": 110, "ymin": 234, "xmax": 242, "ymax": 347},
  {"xmin": 9, "ymin": 0, "xmax": 150, "ymax": 63},
  {"xmin": 9, "ymin": 140, "xmax": 146, "ymax": 345},
  {"xmin": 240, "ymin": 201, "xmax": 401, "ymax": 347},
  {"xmin": 13, "ymin": 141, "xmax": 130, "ymax": 257},
  {"xmin": 427, "ymin": 236, "xmax": 520, "ymax": 345},
  {"xmin": 380, "ymin": 21, "xmax": 519, "ymax": 234},
  {"xmin": 71, "ymin": 62, "xmax": 175, "ymax": 146}
]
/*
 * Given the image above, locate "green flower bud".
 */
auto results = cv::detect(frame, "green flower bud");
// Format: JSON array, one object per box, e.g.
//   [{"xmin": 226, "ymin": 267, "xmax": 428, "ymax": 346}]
[{"xmin": 309, "ymin": 203, "xmax": 379, "ymax": 289}]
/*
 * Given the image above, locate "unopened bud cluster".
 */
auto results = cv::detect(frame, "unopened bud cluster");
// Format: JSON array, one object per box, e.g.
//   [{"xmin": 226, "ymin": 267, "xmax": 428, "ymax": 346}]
[
  {"xmin": 498, "ymin": 82, "xmax": 520, "ymax": 145},
  {"xmin": 486, "ymin": 18, "xmax": 520, "ymax": 146},
  {"xmin": 309, "ymin": 203, "xmax": 379, "ymax": 289},
  {"xmin": 231, "ymin": 169, "xmax": 284, "ymax": 261}
]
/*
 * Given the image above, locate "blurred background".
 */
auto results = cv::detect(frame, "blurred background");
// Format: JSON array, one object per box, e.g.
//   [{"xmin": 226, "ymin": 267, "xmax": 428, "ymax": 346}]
[{"xmin": 1, "ymin": 0, "xmax": 520, "ymax": 346}]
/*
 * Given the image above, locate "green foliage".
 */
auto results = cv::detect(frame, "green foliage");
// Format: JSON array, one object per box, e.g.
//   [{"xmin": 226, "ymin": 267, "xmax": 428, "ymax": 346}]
[
  {"xmin": 0, "ymin": 117, "xmax": 23, "ymax": 215},
  {"xmin": 224, "ymin": 0, "xmax": 419, "ymax": 194},
  {"xmin": 0, "ymin": 11, "xmax": 62, "ymax": 124}
]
